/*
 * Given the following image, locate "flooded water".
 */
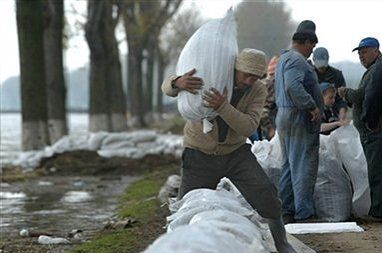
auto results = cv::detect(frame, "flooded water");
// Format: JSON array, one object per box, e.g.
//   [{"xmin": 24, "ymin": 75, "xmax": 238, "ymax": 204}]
[
  {"xmin": 0, "ymin": 113, "xmax": 88, "ymax": 167},
  {"xmin": 0, "ymin": 174, "xmax": 139, "ymax": 238}
]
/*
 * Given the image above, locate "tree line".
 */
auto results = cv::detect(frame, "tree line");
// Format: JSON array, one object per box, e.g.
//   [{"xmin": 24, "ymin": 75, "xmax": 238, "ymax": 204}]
[{"xmin": 15, "ymin": 0, "xmax": 294, "ymax": 150}]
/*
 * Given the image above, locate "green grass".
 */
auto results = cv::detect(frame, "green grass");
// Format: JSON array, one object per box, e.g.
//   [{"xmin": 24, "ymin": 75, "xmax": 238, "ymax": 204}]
[{"xmin": 72, "ymin": 167, "xmax": 175, "ymax": 253}]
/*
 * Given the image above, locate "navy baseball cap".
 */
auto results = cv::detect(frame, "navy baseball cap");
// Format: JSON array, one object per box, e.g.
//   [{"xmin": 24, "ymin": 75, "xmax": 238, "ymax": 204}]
[
  {"xmin": 352, "ymin": 37, "xmax": 379, "ymax": 52},
  {"xmin": 319, "ymin": 82, "xmax": 335, "ymax": 93}
]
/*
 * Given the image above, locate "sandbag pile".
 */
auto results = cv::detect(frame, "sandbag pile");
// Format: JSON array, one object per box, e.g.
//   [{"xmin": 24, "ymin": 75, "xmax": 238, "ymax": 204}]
[
  {"xmin": 251, "ymin": 124, "xmax": 371, "ymax": 220},
  {"xmin": 144, "ymin": 180, "xmax": 272, "ymax": 253},
  {"xmin": 12, "ymin": 130, "xmax": 183, "ymax": 169},
  {"xmin": 176, "ymin": 9, "xmax": 238, "ymax": 133}
]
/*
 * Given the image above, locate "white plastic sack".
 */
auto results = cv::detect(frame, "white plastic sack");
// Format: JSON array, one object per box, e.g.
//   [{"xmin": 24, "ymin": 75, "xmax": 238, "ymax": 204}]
[
  {"xmin": 143, "ymin": 224, "xmax": 253, "ymax": 253},
  {"xmin": 251, "ymin": 132, "xmax": 282, "ymax": 190},
  {"xmin": 330, "ymin": 125, "xmax": 371, "ymax": 217},
  {"xmin": 167, "ymin": 189, "xmax": 253, "ymax": 232},
  {"xmin": 189, "ymin": 210, "xmax": 265, "ymax": 246},
  {"xmin": 314, "ymin": 135, "xmax": 352, "ymax": 221},
  {"xmin": 176, "ymin": 9, "xmax": 238, "ymax": 133}
]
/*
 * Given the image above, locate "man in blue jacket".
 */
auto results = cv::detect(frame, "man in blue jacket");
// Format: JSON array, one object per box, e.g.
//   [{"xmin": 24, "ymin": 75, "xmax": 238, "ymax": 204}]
[{"xmin": 275, "ymin": 20, "xmax": 323, "ymax": 224}]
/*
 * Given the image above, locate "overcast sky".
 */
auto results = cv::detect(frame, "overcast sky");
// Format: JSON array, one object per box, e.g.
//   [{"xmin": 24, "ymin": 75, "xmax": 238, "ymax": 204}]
[{"xmin": 1, "ymin": 0, "xmax": 381, "ymax": 84}]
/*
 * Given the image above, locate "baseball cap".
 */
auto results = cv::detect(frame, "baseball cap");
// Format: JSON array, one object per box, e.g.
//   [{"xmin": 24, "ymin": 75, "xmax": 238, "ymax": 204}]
[
  {"xmin": 319, "ymin": 82, "xmax": 335, "ymax": 93},
  {"xmin": 352, "ymin": 37, "xmax": 379, "ymax": 52},
  {"xmin": 313, "ymin": 47, "xmax": 329, "ymax": 68}
]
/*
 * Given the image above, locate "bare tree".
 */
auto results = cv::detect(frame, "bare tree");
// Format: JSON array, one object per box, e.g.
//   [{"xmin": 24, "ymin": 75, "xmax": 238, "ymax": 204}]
[
  {"xmin": 85, "ymin": 0, "xmax": 127, "ymax": 132},
  {"xmin": 236, "ymin": 1, "xmax": 296, "ymax": 58},
  {"xmin": 155, "ymin": 7, "xmax": 204, "ymax": 113},
  {"xmin": 43, "ymin": 0, "xmax": 68, "ymax": 143},
  {"xmin": 118, "ymin": 0, "xmax": 182, "ymax": 127},
  {"xmin": 16, "ymin": 0, "xmax": 50, "ymax": 150}
]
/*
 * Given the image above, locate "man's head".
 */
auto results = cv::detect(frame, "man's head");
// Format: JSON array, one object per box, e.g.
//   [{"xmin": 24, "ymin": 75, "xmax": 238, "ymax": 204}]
[
  {"xmin": 292, "ymin": 20, "xmax": 318, "ymax": 58},
  {"xmin": 352, "ymin": 37, "xmax": 380, "ymax": 68},
  {"xmin": 235, "ymin": 48, "xmax": 267, "ymax": 88},
  {"xmin": 320, "ymin": 82, "xmax": 336, "ymax": 107},
  {"xmin": 313, "ymin": 47, "xmax": 329, "ymax": 72}
]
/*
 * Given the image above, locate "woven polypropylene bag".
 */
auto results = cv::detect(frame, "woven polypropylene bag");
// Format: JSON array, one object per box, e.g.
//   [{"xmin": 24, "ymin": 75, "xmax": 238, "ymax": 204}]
[{"xmin": 176, "ymin": 9, "xmax": 238, "ymax": 132}]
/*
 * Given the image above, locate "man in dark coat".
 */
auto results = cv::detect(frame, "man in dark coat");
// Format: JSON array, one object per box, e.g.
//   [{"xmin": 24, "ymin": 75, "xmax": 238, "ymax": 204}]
[{"xmin": 338, "ymin": 37, "xmax": 382, "ymax": 218}]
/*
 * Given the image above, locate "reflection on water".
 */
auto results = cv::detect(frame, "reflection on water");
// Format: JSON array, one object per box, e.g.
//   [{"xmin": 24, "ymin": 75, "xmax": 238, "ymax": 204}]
[{"xmin": 0, "ymin": 175, "xmax": 138, "ymax": 237}]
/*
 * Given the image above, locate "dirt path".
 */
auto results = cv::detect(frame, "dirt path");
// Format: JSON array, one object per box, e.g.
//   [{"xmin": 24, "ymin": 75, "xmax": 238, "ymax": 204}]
[{"xmin": 296, "ymin": 220, "xmax": 382, "ymax": 253}]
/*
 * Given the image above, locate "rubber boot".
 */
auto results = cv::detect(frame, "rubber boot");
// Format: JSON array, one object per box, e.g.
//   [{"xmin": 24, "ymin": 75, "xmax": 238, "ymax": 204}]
[{"xmin": 267, "ymin": 217, "xmax": 297, "ymax": 253}]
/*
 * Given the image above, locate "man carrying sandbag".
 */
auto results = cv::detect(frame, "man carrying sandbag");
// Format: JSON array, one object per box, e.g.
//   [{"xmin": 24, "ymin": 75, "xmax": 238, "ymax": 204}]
[{"xmin": 162, "ymin": 49, "xmax": 296, "ymax": 253}]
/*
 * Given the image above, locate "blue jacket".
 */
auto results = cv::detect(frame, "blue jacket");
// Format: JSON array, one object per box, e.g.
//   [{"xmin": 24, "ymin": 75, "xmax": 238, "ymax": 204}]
[{"xmin": 275, "ymin": 48, "xmax": 323, "ymax": 111}]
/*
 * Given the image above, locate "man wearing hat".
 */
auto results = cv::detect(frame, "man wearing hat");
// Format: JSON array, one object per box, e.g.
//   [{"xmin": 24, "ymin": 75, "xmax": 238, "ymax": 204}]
[
  {"xmin": 313, "ymin": 47, "xmax": 348, "ymax": 120},
  {"xmin": 162, "ymin": 48, "xmax": 297, "ymax": 253},
  {"xmin": 275, "ymin": 20, "xmax": 324, "ymax": 224},
  {"xmin": 338, "ymin": 37, "xmax": 382, "ymax": 218}
]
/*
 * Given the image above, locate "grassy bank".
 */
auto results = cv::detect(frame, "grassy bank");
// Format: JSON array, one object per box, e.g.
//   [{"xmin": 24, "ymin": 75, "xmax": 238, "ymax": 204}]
[{"xmin": 72, "ymin": 164, "xmax": 178, "ymax": 253}]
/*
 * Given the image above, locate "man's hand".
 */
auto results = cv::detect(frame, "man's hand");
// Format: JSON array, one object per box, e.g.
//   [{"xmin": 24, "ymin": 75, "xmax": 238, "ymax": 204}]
[
  {"xmin": 174, "ymin": 68, "xmax": 203, "ymax": 94},
  {"xmin": 338, "ymin": 87, "xmax": 348, "ymax": 98},
  {"xmin": 202, "ymin": 87, "xmax": 228, "ymax": 110},
  {"xmin": 309, "ymin": 107, "xmax": 321, "ymax": 122}
]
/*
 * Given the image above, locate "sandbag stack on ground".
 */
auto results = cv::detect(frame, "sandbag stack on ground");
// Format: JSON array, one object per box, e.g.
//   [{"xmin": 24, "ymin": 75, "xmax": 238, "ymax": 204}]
[
  {"xmin": 144, "ymin": 180, "xmax": 272, "ymax": 253},
  {"xmin": 12, "ymin": 130, "xmax": 183, "ymax": 169},
  {"xmin": 251, "ymin": 124, "xmax": 371, "ymax": 221}
]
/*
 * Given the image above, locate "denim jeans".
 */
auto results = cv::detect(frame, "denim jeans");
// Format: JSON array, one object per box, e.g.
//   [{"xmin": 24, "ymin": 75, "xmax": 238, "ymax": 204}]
[{"xmin": 276, "ymin": 108, "xmax": 320, "ymax": 220}]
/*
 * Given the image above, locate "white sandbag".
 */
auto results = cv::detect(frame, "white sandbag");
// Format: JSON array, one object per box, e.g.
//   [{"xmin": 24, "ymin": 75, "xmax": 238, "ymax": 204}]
[
  {"xmin": 169, "ymin": 188, "xmax": 241, "ymax": 213},
  {"xmin": 88, "ymin": 132, "xmax": 109, "ymax": 150},
  {"xmin": 101, "ymin": 133, "xmax": 135, "ymax": 150},
  {"xmin": 189, "ymin": 210, "xmax": 265, "ymax": 246},
  {"xmin": 216, "ymin": 178, "xmax": 267, "ymax": 226},
  {"xmin": 251, "ymin": 132, "xmax": 282, "ymax": 190},
  {"xmin": 126, "ymin": 130, "xmax": 157, "ymax": 143},
  {"xmin": 314, "ymin": 135, "xmax": 352, "ymax": 221},
  {"xmin": 158, "ymin": 175, "xmax": 181, "ymax": 204},
  {"xmin": 251, "ymin": 131, "xmax": 282, "ymax": 170},
  {"xmin": 167, "ymin": 189, "xmax": 253, "ymax": 232},
  {"xmin": 190, "ymin": 220, "xmax": 270, "ymax": 253},
  {"xmin": 330, "ymin": 125, "xmax": 371, "ymax": 217},
  {"xmin": 176, "ymin": 9, "xmax": 238, "ymax": 132},
  {"xmin": 144, "ymin": 224, "xmax": 253, "ymax": 253}
]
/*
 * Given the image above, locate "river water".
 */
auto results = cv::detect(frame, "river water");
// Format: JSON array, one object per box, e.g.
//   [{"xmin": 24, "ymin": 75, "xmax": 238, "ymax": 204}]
[
  {"xmin": 1, "ymin": 113, "xmax": 88, "ymax": 167},
  {"xmin": 0, "ymin": 113, "xmax": 138, "ymax": 238}
]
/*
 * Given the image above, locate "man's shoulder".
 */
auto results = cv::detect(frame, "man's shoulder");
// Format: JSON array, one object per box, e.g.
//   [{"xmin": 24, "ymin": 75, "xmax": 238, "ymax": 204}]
[
  {"xmin": 328, "ymin": 65, "xmax": 343, "ymax": 75},
  {"xmin": 250, "ymin": 80, "xmax": 267, "ymax": 97}
]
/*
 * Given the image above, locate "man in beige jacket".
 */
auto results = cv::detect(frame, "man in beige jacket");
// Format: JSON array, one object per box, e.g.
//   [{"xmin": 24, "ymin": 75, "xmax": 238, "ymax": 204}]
[{"xmin": 162, "ymin": 49, "xmax": 296, "ymax": 253}]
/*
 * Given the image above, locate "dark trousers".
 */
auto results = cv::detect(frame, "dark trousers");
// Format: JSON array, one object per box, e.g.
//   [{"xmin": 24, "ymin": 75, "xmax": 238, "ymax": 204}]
[
  {"xmin": 361, "ymin": 131, "xmax": 382, "ymax": 217},
  {"xmin": 178, "ymin": 144, "xmax": 282, "ymax": 219}
]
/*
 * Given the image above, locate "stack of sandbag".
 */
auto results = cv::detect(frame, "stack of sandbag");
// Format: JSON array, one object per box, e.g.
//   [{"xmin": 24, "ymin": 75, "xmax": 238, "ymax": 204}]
[
  {"xmin": 250, "ymin": 125, "xmax": 370, "ymax": 221},
  {"xmin": 144, "ymin": 180, "xmax": 271, "ymax": 253},
  {"xmin": 329, "ymin": 125, "xmax": 371, "ymax": 217},
  {"xmin": 176, "ymin": 9, "xmax": 238, "ymax": 133}
]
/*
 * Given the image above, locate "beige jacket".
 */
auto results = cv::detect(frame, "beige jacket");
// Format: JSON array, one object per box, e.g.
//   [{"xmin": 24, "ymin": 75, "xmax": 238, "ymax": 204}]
[{"xmin": 162, "ymin": 75, "xmax": 267, "ymax": 155}]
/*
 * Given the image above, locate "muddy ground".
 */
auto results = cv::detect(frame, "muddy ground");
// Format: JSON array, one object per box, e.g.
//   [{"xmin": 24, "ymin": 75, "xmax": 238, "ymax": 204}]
[{"xmin": 1, "ymin": 150, "xmax": 382, "ymax": 252}]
